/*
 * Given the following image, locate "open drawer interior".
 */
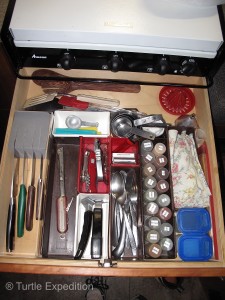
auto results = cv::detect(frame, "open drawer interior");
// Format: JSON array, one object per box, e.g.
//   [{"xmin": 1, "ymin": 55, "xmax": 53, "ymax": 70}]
[{"xmin": 0, "ymin": 69, "xmax": 224, "ymax": 273}]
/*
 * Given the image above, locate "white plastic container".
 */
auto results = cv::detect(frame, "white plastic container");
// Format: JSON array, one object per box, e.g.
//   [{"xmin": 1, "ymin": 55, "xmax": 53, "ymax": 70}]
[{"xmin": 52, "ymin": 110, "xmax": 110, "ymax": 137}]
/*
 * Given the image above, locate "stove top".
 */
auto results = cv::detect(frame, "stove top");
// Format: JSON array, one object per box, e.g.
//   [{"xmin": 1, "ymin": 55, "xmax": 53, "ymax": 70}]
[
  {"xmin": 1, "ymin": 0, "xmax": 225, "ymax": 80},
  {"xmin": 10, "ymin": 0, "xmax": 223, "ymax": 58}
]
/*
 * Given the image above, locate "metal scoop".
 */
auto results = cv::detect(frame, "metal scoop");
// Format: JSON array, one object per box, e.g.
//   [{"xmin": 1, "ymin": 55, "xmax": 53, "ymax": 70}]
[{"xmin": 66, "ymin": 115, "xmax": 99, "ymax": 129}]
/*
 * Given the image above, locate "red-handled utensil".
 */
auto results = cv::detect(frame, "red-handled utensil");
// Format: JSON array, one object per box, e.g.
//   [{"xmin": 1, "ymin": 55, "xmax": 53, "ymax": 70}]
[{"xmin": 59, "ymin": 96, "xmax": 89, "ymax": 109}]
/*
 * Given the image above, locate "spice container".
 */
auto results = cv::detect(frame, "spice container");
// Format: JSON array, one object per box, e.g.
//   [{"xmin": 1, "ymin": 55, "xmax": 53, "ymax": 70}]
[
  {"xmin": 160, "ymin": 222, "xmax": 173, "ymax": 237},
  {"xmin": 142, "ymin": 152, "xmax": 156, "ymax": 164},
  {"xmin": 154, "ymin": 155, "xmax": 168, "ymax": 168},
  {"xmin": 157, "ymin": 194, "xmax": 171, "ymax": 207},
  {"xmin": 143, "ymin": 176, "xmax": 157, "ymax": 189},
  {"xmin": 155, "ymin": 180, "xmax": 170, "ymax": 194},
  {"xmin": 145, "ymin": 243, "xmax": 162, "ymax": 258},
  {"xmin": 145, "ymin": 230, "xmax": 160, "ymax": 244},
  {"xmin": 143, "ymin": 188, "xmax": 158, "ymax": 202},
  {"xmin": 142, "ymin": 162, "xmax": 156, "ymax": 177},
  {"xmin": 145, "ymin": 202, "xmax": 159, "ymax": 216},
  {"xmin": 152, "ymin": 143, "xmax": 166, "ymax": 156},
  {"xmin": 145, "ymin": 216, "xmax": 161, "ymax": 230},
  {"xmin": 141, "ymin": 133, "xmax": 175, "ymax": 260},
  {"xmin": 158, "ymin": 207, "xmax": 172, "ymax": 221},
  {"xmin": 155, "ymin": 167, "xmax": 169, "ymax": 181},
  {"xmin": 160, "ymin": 238, "xmax": 174, "ymax": 252},
  {"xmin": 141, "ymin": 140, "xmax": 154, "ymax": 153}
]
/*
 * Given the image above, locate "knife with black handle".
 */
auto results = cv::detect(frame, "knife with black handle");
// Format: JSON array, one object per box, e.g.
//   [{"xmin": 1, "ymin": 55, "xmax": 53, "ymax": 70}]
[
  {"xmin": 6, "ymin": 184, "xmax": 16, "ymax": 252},
  {"xmin": 74, "ymin": 210, "xmax": 93, "ymax": 259},
  {"xmin": 6, "ymin": 142, "xmax": 18, "ymax": 251}
]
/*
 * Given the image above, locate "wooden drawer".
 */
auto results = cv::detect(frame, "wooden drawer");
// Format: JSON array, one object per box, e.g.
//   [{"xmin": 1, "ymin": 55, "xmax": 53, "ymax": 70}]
[{"xmin": 0, "ymin": 68, "xmax": 225, "ymax": 276}]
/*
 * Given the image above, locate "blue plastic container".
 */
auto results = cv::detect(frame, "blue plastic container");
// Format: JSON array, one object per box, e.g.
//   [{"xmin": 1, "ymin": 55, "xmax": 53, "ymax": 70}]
[
  {"xmin": 177, "ymin": 208, "xmax": 211, "ymax": 234},
  {"xmin": 178, "ymin": 235, "xmax": 213, "ymax": 261}
]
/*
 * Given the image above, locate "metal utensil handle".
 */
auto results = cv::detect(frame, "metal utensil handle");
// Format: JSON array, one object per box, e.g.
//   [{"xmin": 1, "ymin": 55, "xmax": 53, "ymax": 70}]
[
  {"xmin": 130, "ymin": 127, "xmax": 155, "ymax": 140},
  {"xmin": 81, "ymin": 151, "xmax": 90, "ymax": 182},
  {"xmin": 133, "ymin": 115, "xmax": 163, "ymax": 126},
  {"xmin": 124, "ymin": 211, "xmax": 137, "ymax": 257},
  {"xmin": 81, "ymin": 121, "xmax": 99, "ymax": 127},
  {"xmin": 112, "ymin": 212, "xmax": 126, "ymax": 258},
  {"xmin": 94, "ymin": 140, "xmax": 103, "ymax": 181},
  {"xmin": 57, "ymin": 147, "xmax": 65, "ymax": 197}
]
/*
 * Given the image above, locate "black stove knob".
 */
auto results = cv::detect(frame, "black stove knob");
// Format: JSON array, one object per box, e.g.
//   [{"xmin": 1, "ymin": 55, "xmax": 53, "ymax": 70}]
[
  {"xmin": 108, "ymin": 54, "xmax": 123, "ymax": 72},
  {"xmin": 59, "ymin": 52, "xmax": 76, "ymax": 70},
  {"xmin": 155, "ymin": 56, "xmax": 171, "ymax": 75},
  {"xmin": 180, "ymin": 58, "xmax": 197, "ymax": 76}
]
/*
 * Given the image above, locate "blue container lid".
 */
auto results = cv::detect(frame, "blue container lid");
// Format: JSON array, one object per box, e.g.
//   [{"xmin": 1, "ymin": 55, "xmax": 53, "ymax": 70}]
[
  {"xmin": 178, "ymin": 235, "xmax": 213, "ymax": 261},
  {"xmin": 177, "ymin": 208, "xmax": 211, "ymax": 234}
]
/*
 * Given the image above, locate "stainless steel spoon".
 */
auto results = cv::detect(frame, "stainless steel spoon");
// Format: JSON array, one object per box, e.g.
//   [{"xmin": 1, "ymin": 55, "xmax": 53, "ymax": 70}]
[
  {"xmin": 111, "ymin": 172, "xmax": 126, "ymax": 205},
  {"xmin": 111, "ymin": 172, "xmax": 125, "ymax": 247}
]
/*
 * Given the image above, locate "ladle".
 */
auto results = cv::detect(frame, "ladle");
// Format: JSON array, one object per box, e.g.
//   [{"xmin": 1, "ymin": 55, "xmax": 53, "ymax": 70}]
[{"xmin": 65, "ymin": 115, "xmax": 99, "ymax": 129}]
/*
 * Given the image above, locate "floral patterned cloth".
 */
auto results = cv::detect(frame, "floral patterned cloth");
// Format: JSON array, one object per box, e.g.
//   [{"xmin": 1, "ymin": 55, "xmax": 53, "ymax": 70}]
[{"xmin": 169, "ymin": 129, "xmax": 211, "ymax": 208}]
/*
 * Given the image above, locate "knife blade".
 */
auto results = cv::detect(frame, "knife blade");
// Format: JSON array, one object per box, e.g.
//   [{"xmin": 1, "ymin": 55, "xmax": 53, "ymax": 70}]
[{"xmin": 26, "ymin": 151, "xmax": 36, "ymax": 231}]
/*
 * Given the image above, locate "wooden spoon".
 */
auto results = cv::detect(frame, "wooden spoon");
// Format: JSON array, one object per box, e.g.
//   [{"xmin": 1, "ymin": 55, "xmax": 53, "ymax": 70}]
[{"xmin": 32, "ymin": 69, "xmax": 141, "ymax": 93}]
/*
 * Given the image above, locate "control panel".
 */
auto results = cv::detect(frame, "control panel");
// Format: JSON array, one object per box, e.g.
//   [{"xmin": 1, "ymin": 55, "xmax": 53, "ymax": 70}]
[{"xmin": 13, "ymin": 47, "xmax": 214, "ymax": 77}]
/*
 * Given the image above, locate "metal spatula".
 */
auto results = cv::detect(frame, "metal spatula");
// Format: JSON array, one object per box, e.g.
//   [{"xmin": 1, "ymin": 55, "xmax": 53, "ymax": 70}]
[{"xmin": 23, "ymin": 93, "xmax": 120, "ymax": 109}]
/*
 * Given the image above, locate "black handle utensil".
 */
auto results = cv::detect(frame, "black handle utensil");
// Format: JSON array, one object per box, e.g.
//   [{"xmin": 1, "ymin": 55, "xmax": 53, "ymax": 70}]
[
  {"xmin": 91, "ymin": 208, "xmax": 103, "ymax": 259},
  {"xmin": 74, "ymin": 210, "xmax": 93, "ymax": 259}
]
